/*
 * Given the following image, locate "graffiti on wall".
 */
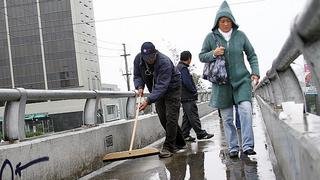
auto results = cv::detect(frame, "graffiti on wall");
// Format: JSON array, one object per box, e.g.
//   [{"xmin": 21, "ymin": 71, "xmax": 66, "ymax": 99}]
[{"xmin": 0, "ymin": 157, "xmax": 49, "ymax": 180}]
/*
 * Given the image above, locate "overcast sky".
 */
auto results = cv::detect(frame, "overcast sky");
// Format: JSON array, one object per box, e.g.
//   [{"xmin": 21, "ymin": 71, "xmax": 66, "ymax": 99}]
[{"xmin": 92, "ymin": 0, "xmax": 307, "ymax": 91}]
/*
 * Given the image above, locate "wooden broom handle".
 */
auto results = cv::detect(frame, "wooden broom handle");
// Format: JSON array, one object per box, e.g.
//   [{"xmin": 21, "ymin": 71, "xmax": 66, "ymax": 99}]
[{"xmin": 129, "ymin": 96, "xmax": 141, "ymax": 151}]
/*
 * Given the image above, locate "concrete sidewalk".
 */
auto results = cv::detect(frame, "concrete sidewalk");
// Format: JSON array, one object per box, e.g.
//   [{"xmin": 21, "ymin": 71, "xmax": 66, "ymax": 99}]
[{"xmin": 80, "ymin": 100, "xmax": 280, "ymax": 180}]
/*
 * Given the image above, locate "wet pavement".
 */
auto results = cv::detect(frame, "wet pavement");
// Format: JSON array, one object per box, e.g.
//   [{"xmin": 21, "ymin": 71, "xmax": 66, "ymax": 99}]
[{"xmin": 80, "ymin": 100, "xmax": 280, "ymax": 180}]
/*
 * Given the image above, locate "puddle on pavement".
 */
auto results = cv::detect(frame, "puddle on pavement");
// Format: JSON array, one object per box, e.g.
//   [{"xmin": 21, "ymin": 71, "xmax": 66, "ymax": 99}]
[{"xmin": 87, "ymin": 110, "xmax": 281, "ymax": 180}]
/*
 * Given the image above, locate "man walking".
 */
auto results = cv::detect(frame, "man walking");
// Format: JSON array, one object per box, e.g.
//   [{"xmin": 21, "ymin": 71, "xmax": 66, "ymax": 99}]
[
  {"xmin": 176, "ymin": 51, "xmax": 214, "ymax": 141},
  {"xmin": 133, "ymin": 42, "xmax": 186, "ymax": 158}
]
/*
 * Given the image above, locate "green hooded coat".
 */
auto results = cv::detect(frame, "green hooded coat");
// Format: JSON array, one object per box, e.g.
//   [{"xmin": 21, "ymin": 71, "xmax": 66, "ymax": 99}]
[{"xmin": 199, "ymin": 1, "xmax": 260, "ymax": 109}]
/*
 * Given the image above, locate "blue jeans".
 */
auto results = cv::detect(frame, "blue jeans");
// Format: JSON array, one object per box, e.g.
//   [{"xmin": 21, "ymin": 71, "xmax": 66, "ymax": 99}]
[
  {"xmin": 235, "ymin": 105, "xmax": 241, "ymax": 129},
  {"xmin": 220, "ymin": 101, "xmax": 254, "ymax": 152}
]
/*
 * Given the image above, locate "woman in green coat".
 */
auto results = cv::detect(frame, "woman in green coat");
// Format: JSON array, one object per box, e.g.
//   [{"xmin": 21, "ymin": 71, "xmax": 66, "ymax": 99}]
[{"xmin": 199, "ymin": 1, "xmax": 260, "ymax": 158}]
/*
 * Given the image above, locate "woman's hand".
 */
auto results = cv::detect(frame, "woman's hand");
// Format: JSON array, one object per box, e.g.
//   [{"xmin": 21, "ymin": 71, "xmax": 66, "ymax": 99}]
[
  {"xmin": 213, "ymin": 46, "xmax": 225, "ymax": 56},
  {"xmin": 251, "ymin": 75, "xmax": 260, "ymax": 86}
]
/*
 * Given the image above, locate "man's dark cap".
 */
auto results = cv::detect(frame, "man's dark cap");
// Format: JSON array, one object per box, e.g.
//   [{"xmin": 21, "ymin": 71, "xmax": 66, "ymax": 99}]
[{"xmin": 141, "ymin": 42, "xmax": 157, "ymax": 60}]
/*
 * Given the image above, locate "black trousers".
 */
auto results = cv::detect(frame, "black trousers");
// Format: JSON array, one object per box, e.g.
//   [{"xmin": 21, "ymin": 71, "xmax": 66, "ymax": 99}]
[
  {"xmin": 155, "ymin": 87, "xmax": 186, "ymax": 151},
  {"xmin": 181, "ymin": 100, "xmax": 207, "ymax": 138}
]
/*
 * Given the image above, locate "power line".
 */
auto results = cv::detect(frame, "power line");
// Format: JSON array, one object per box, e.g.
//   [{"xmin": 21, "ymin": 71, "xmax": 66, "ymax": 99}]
[
  {"xmin": 93, "ymin": 0, "xmax": 265, "ymax": 22},
  {"xmin": 0, "ymin": 0, "xmax": 264, "ymax": 57},
  {"xmin": 74, "ymin": 36, "xmax": 123, "ymax": 51},
  {"xmin": 0, "ymin": 0, "xmax": 123, "ymax": 46},
  {"xmin": 0, "ymin": 3, "xmax": 124, "ymax": 51},
  {"xmin": 0, "ymin": 0, "xmax": 265, "ymax": 35}
]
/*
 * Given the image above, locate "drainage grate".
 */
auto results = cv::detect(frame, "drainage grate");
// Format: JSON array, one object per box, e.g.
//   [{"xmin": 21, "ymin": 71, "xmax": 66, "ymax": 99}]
[{"xmin": 105, "ymin": 135, "xmax": 113, "ymax": 147}]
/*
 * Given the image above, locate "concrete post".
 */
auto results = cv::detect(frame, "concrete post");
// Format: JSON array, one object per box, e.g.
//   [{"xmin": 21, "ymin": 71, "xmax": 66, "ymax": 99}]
[
  {"xmin": 83, "ymin": 91, "xmax": 100, "ymax": 125},
  {"xmin": 3, "ymin": 88, "xmax": 27, "ymax": 141},
  {"xmin": 126, "ymin": 97, "xmax": 136, "ymax": 119}
]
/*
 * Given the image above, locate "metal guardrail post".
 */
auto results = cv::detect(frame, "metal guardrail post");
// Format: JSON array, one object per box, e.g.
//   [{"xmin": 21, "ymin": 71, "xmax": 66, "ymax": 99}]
[
  {"xmin": 126, "ymin": 96, "xmax": 136, "ymax": 119},
  {"xmin": 260, "ymin": 83, "xmax": 267, "ymax": 101},
  {"xmin": 266, "ymin": 81, "xmax": 275, "ymax": 105},
  {"xmin": 201, "ymin": 92, "xmax": 205, "ymax": 102},
  {"xmin": 263, "ymin": 81, "xmax": 271, "ymax": 103},
  {"xmin": 278, "ymin": 66, "xmax": 305, "ymax": 104},
  {"xmin": 3, "ymin": 88, "xmax": 27, "ymax": 141},
  {"xmin": 83, "ymin": 91, "xmax": 100, "ymax": 125},
  {"xmin": 270, "ymin": 73, "xmax": 285, "ymax": 107},
  {"xmin": 203, "ymin": 92, "xmax": 208, "ymax": 101}
]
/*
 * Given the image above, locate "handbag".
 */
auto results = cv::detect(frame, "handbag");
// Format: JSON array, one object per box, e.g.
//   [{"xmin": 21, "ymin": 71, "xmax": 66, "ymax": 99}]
[
  {"xmin": 202, "ymin": 61, "xmax": 215, "ymax": 81},
  {"xmin": 202, "ymin": 33, "xmax": 228, "ymax": 85}
]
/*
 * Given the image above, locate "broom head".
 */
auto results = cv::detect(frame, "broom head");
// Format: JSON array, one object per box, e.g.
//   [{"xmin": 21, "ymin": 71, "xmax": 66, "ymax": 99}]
[{"xmin": 103, "ymin": 147, "xmax": 159, "ymax": 162}]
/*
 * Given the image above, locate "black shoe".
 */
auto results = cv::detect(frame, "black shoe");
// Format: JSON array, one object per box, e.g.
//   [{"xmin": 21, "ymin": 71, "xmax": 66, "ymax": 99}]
[
  {"xmin": 184, "ymin": 136, "xmax": 196, "ymax": 142},
  {"xmin": 198, "ymin": 133, "xmax": 214, "ymax": 140},
  {"xmin": 173, "ymin": 145, "xmax": 187, "ymax": 153},
  {"xmin": 243, "ymin": 149, "xmax": 256, "ymax": 155},
  {"xmin": 176, "ymin": 144, "xmax": 187, "ymax": 149},
  {"xmin": 229, "ymin": 151, "xmax": 239, "ymax": 158},
  {"xmin": 159, "ymin": 148, "xmax": 173, "ymax": 158}
]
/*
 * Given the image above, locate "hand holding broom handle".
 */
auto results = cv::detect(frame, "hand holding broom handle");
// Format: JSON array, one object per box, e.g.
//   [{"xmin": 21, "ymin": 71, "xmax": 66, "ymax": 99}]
[
  {"xmin": 102, "ymin": 93, "xmax": 159, "ymax": 162},
  {"xmin": 129, "ymin": 95, "xmax": 141, "ymax": 151}
]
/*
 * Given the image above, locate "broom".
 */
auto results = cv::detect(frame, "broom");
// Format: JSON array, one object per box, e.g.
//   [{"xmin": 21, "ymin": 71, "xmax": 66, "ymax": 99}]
[{"xmin": 102, "ymin": 96, "xmax": 159, "ymax": 161}]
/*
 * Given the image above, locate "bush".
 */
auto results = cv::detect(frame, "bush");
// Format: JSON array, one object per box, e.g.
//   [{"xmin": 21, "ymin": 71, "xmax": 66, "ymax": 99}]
[{"xmin": 26, "ymin": 131, "xmax": 43, "ymax": 138}]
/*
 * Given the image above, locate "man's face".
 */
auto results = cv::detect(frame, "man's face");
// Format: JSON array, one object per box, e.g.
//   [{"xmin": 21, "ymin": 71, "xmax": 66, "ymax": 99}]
[
  {"xmin": 144, "ymin": 53, "xmax": 157, "ymax": 64},
  {"xmin": 186, "ymin": 58, "xmax": 191, "ymax": 65}
]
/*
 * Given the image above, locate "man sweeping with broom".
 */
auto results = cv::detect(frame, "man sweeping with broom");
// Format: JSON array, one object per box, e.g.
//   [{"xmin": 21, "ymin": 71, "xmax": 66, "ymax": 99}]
[{"xmin": 133, "ymin": 42, "xmax": 186, "ymax": 158}]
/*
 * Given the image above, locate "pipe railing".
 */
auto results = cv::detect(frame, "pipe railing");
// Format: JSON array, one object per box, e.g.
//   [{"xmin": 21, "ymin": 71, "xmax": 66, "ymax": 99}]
[
  {"xmin": 255, "ymin": 0, "xmax": 320, "ymax": 116},
  {"xmin": 0, "ymin": 88, "xmax": 211, "ymax": 142}
]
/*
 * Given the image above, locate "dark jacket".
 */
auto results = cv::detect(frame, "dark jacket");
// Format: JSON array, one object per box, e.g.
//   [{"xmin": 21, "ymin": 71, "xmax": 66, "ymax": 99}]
[
  {"xmin": 133, "ymin": 52, "xmax": 181, "ymax": 104},
  {"xmin": 176, "ymin": 62, "xmax": 198, "ymax": 102},
  {"xmin": 199, "ymin": 1, "xmax": 259, "ymax": 108}
]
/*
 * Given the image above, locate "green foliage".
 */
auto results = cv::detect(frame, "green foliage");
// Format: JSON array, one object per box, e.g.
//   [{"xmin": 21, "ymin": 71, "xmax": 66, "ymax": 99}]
[
  {"xmin": 26, "ymin": 131, "xmax": 43, "ymax": 138},
  {"xmin": 25, "ymin": 123, "xmax": 44, "ymax": 138},
  {"xmin": 192, "ymin": 73, "xmax": 206, "ymax": 91},
  {"xmin": 168, "ymin": 47, "xmax": 179, "ymax": 65}
]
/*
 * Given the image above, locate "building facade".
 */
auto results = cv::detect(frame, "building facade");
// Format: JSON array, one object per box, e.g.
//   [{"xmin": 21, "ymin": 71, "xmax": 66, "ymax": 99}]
[{"xmin": 0, "ymin": 0, "xmax": 100, "ymax": 90}]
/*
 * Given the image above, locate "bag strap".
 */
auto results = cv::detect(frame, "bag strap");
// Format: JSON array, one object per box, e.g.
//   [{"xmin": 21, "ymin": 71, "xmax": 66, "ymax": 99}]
[{"xmin": 212, "ymin": 33, "xmax": 222, "ymax": 47}]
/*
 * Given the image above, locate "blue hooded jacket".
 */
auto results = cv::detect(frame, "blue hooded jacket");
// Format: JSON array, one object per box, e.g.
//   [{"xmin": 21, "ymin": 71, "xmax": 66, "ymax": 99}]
[{"xmin": 133, "ymin": 52, "xmax": 181, "ymax": 104}]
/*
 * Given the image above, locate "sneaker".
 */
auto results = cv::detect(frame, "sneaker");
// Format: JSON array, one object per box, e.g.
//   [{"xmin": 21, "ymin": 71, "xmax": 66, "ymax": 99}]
[
  {"xmin": 173, "ymin": 144, "xmax": 187, "ymax": 153},
  {"xmin": 198, "ymin": 133, "xmax": 214, "ymax": 140},
  {"xmin": 159, "ymin": 148, "xmax": 173, "ymax": 158},
  {"xmin": 229, "ymin": 151, "xmax": 239, "ymax": 158},
  {"xmin": 184, "ymin": 136, "xmax": 196, "ymax": 142},
  {"xmin": 243, "ymin": 149, "xmax": 256, "ymax": 155},
  {"xmin": 176, "ymin": 144, "xmax": 187, "ymax": 150}
]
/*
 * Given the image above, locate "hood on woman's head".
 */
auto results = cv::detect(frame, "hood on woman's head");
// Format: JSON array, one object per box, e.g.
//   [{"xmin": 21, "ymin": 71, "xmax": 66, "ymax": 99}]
[{"xmin": 212, "ymin": 1, "xmax": 239, "ymax": 31}]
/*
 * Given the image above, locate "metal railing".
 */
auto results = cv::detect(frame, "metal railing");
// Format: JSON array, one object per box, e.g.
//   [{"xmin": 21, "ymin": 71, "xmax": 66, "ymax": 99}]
[
  {"xmin": 255, "ymin": 0, "xmax": 320, "ymax": 115},
  {"xmin": 0, "ymin": 88, "xmax": 210, "ymax": 142}
]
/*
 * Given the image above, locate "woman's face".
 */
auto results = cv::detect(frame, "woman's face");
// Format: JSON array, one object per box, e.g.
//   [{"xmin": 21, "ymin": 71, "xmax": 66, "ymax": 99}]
[{"xmin": 218, "ymin": 17, "xmax": 232, "ymax": 32}]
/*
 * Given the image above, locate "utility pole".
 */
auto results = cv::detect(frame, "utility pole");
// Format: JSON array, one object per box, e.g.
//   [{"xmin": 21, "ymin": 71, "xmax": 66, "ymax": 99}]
[{"xmin": 120, "ymin": 43, "xmax": 131, "ymax": 91}]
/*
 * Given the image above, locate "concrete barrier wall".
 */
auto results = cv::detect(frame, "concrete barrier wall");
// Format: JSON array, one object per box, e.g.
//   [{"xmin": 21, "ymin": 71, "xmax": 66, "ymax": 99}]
[
  {"xmin": 257, "ymin": 96, "xmax": 320, "ymax": 180},
  {"xmin": 0, "ymin": 102, "xmax": 214, "ymax": 180}
]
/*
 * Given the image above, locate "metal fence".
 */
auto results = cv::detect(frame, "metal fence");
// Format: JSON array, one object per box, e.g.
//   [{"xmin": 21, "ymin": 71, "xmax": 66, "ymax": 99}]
[
  {"xmin": 0, "ymin": 88, "xmax": 210, "ymax": 142},
  {"xmin": 255, "ymin": 0, "xmax": 320, "ymax": 116}
]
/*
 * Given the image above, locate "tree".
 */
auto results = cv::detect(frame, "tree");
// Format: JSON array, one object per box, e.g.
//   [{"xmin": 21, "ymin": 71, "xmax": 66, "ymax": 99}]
[
  {"xmin": 168, "ymin": 47, "xmax": 179, "ymax": 65},
  {"xmin": 192, "ymin": 73, "xmax": 206, "ymax": 91}
]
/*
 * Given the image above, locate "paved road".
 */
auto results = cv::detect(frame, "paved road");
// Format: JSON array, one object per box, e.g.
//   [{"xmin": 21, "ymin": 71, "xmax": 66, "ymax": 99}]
[{"xmin": 81, "ymin": 100, "xmax": 280, "ymax": 180}]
